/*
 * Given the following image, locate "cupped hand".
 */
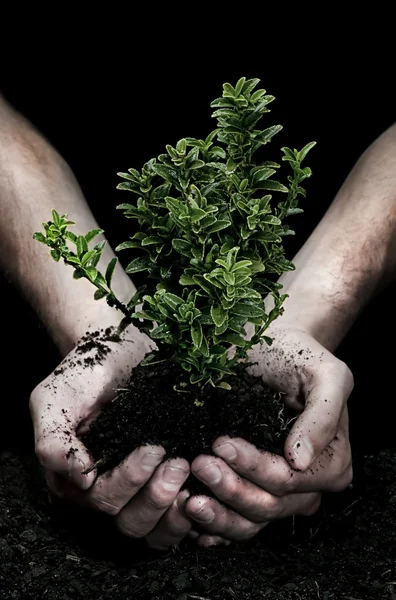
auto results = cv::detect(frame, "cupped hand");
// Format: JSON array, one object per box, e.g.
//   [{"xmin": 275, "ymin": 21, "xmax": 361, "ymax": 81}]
[
  {"xmin": 29, "ymin": 327, "xmax": 193, "ymax": 550},
  {"xmin": 185, "ymin": 326, "xmax": 354, "ymax": 546}
]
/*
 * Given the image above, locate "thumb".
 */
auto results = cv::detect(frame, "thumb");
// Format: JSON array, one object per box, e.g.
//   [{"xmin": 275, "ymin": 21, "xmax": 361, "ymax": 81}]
[{"xmin": 284, "ymin": 362, "xmax": 353, "ymax": 470}]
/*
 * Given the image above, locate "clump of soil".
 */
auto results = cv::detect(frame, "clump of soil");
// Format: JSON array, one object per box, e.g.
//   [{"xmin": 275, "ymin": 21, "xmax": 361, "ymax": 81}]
[{"xmin": 80, "ymin": 353, "xmax": 295, "ymax": 493}]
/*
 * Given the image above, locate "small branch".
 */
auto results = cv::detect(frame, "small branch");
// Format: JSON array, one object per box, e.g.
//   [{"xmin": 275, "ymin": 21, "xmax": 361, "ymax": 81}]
[{"xmin": 81, "ymin": 458, "xmax": 106, "ymax": 475}]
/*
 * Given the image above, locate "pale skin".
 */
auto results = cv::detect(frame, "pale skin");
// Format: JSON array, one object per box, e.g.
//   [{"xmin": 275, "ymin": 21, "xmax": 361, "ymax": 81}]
[{"xmin": 2, "ymin": 93, "xmax": 396, "ymax": 549}]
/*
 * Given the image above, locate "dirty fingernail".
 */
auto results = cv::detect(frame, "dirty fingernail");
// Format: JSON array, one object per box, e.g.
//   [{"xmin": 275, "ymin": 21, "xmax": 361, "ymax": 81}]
[
  {"xmin": 293, "ymin": 436, "xmax": 314, "ymax": 470},
  {"xmin": 68, "ymin": 455, "xmax": 89, "ymax": 489},
  {"xmin": 195, "ymin": 504, "xmax": 215, "ymax": 523},
  {"xmin": 214, "ymin": 442, "xmax": 237, "ymax": 461},
  {"xmin": 163, "ymin": 467, "xmax": 187, "ymax": 490},
  {"xmin": 196, "ymin": 463, "xmax": 222, "ymax": 485},
  {"xmin": 141, "ymin": 452, "xmax": 164, "ymax": 470}
]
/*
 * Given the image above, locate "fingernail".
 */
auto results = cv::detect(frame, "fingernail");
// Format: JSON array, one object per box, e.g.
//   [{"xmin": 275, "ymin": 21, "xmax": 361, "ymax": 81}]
[
  {"xmin": 214, "ymin": 442, "xmax": 237, "ymax": 461},
  {"xmin": 141, "ymin": 452, "xmax": 164, "ymax": 470},
  {"xmin": 293, "ymin": 436, "xmax": 313, "ymax": 470},
  {"xmin": 196, "ymin": 463, "xmax": 222, "ymax": 485},
  {"xmin": 163, "ymin": 466, "xmax": 187, "ymax": 490},
  {"xmin": 68, "ymin": 455, "xmax": 89, "ymax": 489},
  {"xmin": 195, "ymin": 504, "xmax": 215, "ymax": 523}
]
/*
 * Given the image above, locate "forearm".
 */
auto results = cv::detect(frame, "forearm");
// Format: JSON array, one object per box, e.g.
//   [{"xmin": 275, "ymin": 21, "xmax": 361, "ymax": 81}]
[
  {"xmin": 0, "ymin": 95, "xmax": 137, "ymax": 356},
  {"xmin": 267, "ymin": 123, "xmax": 396, "ymax": 352}
]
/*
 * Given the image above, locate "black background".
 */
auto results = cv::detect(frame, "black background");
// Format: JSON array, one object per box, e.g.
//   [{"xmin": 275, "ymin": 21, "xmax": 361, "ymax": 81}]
[{"xmin": 1, "ymin": 31, "xmax": 396, "ymax": 452}]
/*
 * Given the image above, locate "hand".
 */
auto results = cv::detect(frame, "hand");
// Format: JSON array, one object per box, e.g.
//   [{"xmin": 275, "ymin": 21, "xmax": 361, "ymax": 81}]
[
  {"xmin": 185, "ymin": 326, "xmax": 354, "ymax": 546},
  {"xmin": 29, "ymin": 327, "xmax": 192, "ymax": 550}
]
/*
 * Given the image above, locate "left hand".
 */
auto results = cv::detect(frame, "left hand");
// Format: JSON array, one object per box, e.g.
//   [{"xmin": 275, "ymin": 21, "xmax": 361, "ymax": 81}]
[{"xmin": 184, "ymin": 326, "xmax": 354, "ymax": 547}]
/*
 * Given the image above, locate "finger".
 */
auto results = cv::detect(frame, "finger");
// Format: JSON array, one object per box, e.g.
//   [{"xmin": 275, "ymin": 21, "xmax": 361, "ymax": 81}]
[
  {"xmin": 196, "ymin": 535, "xmax": 232, "ymax": 547},
  {"xmin": 115, "ymin": 458, "xmax": 189, "ymax": 539},
  {"xmin": 77, "ymin": 445, "xmax": 167, "ymax": 514},
  {"xmin": 213, "ymin": 421, "xmax": 352, "ymax": 495},
  {"xmin": 145, "ymin": 490, "xmax": 193, "ymax": 550},
  {"xmin": 191, "ymin": 456, "xmax": 320, "ymax": 524},
  {"xmin": 186, "ymin": 494, "xmax": 266, "ymax": 542},
  {"xmin": 285, "ymin": 361, "xmax": 354, "ymax": 470}
]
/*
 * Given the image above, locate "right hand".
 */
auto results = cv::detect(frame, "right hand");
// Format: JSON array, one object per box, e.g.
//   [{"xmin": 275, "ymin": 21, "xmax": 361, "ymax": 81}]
[{"xmin": 29, "ymin": 327, "xmax": 192, "ymax": 550}]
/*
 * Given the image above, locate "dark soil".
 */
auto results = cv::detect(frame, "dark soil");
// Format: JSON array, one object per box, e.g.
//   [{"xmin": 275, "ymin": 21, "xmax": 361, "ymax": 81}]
[
  {"xmin": 1, "ymin": 447, "xmax": 396, "ymax": 599},
  {"xmin": 79, "ymin": 353, "xmax": 294, "ymax": 496}
]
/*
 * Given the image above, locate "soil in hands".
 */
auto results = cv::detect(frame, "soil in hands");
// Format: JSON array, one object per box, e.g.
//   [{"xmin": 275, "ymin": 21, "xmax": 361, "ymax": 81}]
[{"xmin": 70, "ymin": 334, "xmax": 298, "ymax": 495}]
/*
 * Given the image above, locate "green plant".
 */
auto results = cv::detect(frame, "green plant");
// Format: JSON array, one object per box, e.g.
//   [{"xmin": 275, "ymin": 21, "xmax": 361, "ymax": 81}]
[{"xmin": 34, "ymin": 77, "xmax": 315, "ymax": 391}]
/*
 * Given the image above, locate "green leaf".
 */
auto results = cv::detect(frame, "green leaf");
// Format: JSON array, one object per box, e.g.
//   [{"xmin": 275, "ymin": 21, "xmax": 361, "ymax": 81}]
[
  {"xmin": 211, "ymin": 304, "xmax": 227, "ymax": 327},
  {"xmin": 193, "ymin": 275, "xmax": 215, "ymax": 296},
  {"xmin": 125, "ymin": 257, "xmax": 151, "ymax": 274},
  {"xmin": 206, "ymin": 220, "xmax": 231, "ymax": 234},
  {"xmin": 115, "ymin": 240, "xmax": 142, "ymax": 251},
  {"xmin": 190, "ymin": 207, "xmax": 207, "ymax": 223},
  {"xmin": 85, "ymin": 267, "xmax": 98, "ymax": 282},
  {"xmin": 51, "ymin": 209, "xmax": 61, "ymax": 227},
  {"xmin": 150, "ymin": 324, "xmax": 171, "ymax": 339},
  {"xmin": 33, "ymin": 232, "xmax": 46, "ymax": 244},
  {"xmin": 172, "ymin": 238, "xmax": 194, "ymax": 257},
  {"xmin": 176, "ymin": 138, "xmax": 187, "ymax": 154},
  {"xmin": 251, "ymin": 167, "xmax": 276, "ymax": 186},
  {"xmin": 217, "ymin": 381, "xmax": 231, "ymax": 390},
  {"xmin": 85, "ymin": 228, "xmax": 104, "ymax": 243},
  {"xmin": 162, "ymin": 293, "xmax": 183, "ymax": 310},
  {"xmin": 141, "ymin": 236, "xmax": 163, "ymax": 246},
  {"xmin": 221, "ymin": 333, "xmax": 246, "ymax": 346},
  {"xmin": 255, "ymin": 180, "xmax": 288, "ymax": 193},
  {"xmin": 222, "ymin": 82, "xmax": 235, "ymax": 98},
  {"xmin": 105, "ymin": 257, "xmax": 117, "ymax": 287},
  {"xmin": 231, "ymin": 302, "xmax": 265, "ymax": 318},
  {"xmin": 190, "ymin": 372, "xmax": 204, "ymax": 385},
  {"xmin": 234, "ymin": 76, "xmax": 246, "ymax": 96},
  {"xmin": 242, "ymin": 78, "xmax": 261, "ymax": 95},
  {"xmin": 191, "ymin": 322, "xmax": 203, "ymax": 349},
  {"xmin": 64, "ymin": 231, "xmax": 78, "ymax": 244},
  {"xmin": 188, "ymin": 159, "xmax": 205, "ymax": 170},
  {"xmin": 179, "ymin": 274, "xmax": 195, "ymax": 285},
  {"xmin": 210, "ymin": 97, "xmax": 234, "ymax": 108},
  {"xmin": 250, "ymin": 88, "xmax": 266, "ymax": 102},
  {"xmin": 254, "ymin": 124, "xmax": 283, "ymax": 143},
  {"xmin": 214, "ymin": 321, "xmax": 228, "ymax": 336},
  {"xmin": 77, "ymin": 235, "xmax": 88, "ymax": 258},
  {"xmin": 297, "ymin": 141, "xmax": 316, "ymax": 163},
  {"xmin": 94, "ymin": 288, "xmax": 108, "ymax": 300},
  {"xmin": 50, "ymin": 249, "xmax": 61, "ymax": 262},
  {"xmin": 81, "ymin": 250, "xmax": 97, "ymax": 265},
  {"xmin": 232, "ymin": 259, "xmax": 252, "ymax": 272}
]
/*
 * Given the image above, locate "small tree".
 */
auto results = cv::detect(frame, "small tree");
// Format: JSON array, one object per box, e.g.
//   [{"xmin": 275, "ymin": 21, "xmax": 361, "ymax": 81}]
[{"xmin": 34, "ymin": 77, "xmax": 315, "ymax": 391}]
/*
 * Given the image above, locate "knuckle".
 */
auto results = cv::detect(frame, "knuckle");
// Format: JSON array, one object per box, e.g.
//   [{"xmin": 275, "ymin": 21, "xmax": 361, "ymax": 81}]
[
  {"xmin": 91, "ymin": 497, "xmax": 121, "ymax": 516},
  {"xmin": 273, "ymin": 469, "xmax": 297, "ymax": 495},
  {"xmin": 301, "ymin": 494, "xmax": 321, "ymax": 516},
  {"xmin": 148, "ymin": 488, "xmax": 174, "ymax": 511},
  {"xmin": 118, "ymin": 467, "xmax": 148, "ymax": 490},
  {"xmin": 115, "ymin": 514, "xmax": 146, "ymax": 539},
  {"xmin": 219, "ymin": 479, "xmax": 240, "ymax": 504},
  {"xmin": 337, "ymin": 359, "xmax": 354, "ymax": 392},
  {"xmin": 329, "ymin": 464, "xmax": 353, "ymax": 492},
  {"xmin": 236, "ymin": 522, "xmax": 262, "ymax": 541},
  {"xmin": 35, "ymin": 441, "xmax": 52, "ymax": 467},
  {"xmin": 255, "ymin": 495, "xmax": 282, "ymax": 521}
]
